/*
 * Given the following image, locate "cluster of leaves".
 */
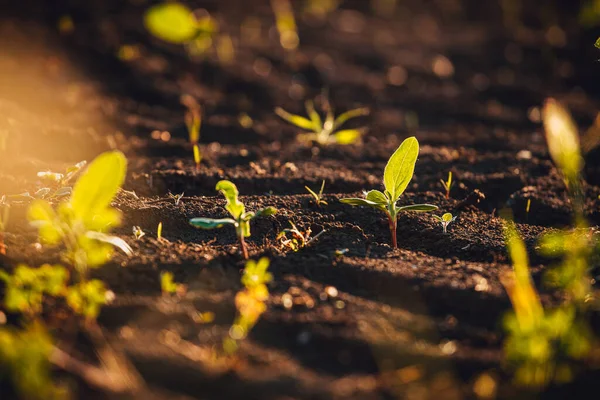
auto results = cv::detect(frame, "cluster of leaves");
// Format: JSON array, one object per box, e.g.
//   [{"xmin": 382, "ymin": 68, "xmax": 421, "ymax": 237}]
[
  {"xmin": 277, "ymin": 221, "xmax": 325, "ymax": 252},
  {"xmin": 276, "ymin": 98, "xmax": 369, "ymax": 146},
  {"xmin": 190, "ymin": 180, "xmax": 277, "ymax": 259},
  {"xmin": 501, "ymin": 219, "xmax": 592, "ymax": 387},
  {"xmin": 341, "ymin": 137, "xmax": 437, "ymax": 248},
  {"xmin": 223, "ymin": 257, "xmax": 272, "ymax": 354}
]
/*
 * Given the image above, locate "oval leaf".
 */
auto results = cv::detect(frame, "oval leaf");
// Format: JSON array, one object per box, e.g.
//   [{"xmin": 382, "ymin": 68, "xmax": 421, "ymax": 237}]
[
  {"xmin": 216, "ymin": 180, "xmax": 245, "ymax": 219},
  {"xmin": 397, "ymin": 204, "xmax": 438, "ymax": 212},
  {"xmin": 190, "ymin": 217, "xmax": 236, "ymax": 229},
  {"xmin": 442, "ymin": 213, "xmax": 454, "ymax": 222},
  {"xmin": 340, "ymin": 198, "xmax": 384, "ymax": 209},
  {"xmin": 144, "ymin": 2, "xmax": 198, "ymax": 44},
  {"xmin": 332, "ymin": 129, "xmax": 362, "ymax": 145},
  {"xmin": 365, "ymin": 190, "xmax": 388, "ymax": 205},
  {"xmin": 383, "ymin": 137, "xmax": 419, "ymax": 202}
]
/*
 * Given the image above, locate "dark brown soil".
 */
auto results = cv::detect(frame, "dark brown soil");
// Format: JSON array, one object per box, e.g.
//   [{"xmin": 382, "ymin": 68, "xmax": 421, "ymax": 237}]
[{"xmin": 2, "ymin": 0, "xmax": 600, "ymax": 399}]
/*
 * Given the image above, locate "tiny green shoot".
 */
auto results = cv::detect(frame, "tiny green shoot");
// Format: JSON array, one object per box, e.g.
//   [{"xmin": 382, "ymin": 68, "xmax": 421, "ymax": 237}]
[
  {"xmin": 189, "ymin": 180, "xmax": 277, "ymax": 259},
  {"xmin": 157, "ymin": 222, "xmax": 163, "ymax": 241},
  {"xmin": 132, "ymin": 226, "xmax": 145, "ymax": 240},
  {"xmin": 341, "ymin": 137, "xmax": 438, "ymax": 248},
  {"xmin": 433, "ymin": 213, "xmax": 456, "ymax": 234},
  {"xmin": 275, "ymin": 98, "xmax": 369, "ymax": 146},
  {"xmin": 223, "ymin": 257, "xmax": 271, "ymax": 354},
  {"xmin": 277, "ymin": 221, "xmax": 325, "ymax": 251},
  {"xmin": 440, "ymin": 171, "xmax": 453, "ymax": 200},
  {"xmin": 193, "ymin": 144, "xmax": 201, "ymax": 171},
  {"xmin": 305, "ymin": 180, "xmax": 328, "ymax": 207},
  {"xmin": 168, "ymin": 192, "xmax": 185, "ymax": 206}
]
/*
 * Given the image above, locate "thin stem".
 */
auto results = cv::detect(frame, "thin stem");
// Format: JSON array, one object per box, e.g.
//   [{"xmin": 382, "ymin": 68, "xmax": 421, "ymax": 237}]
[
  {"xmin": 387, "ymin": 214, "xmax": 397, "ymax": 249},
  {"xmin": 239, "ymin": 234, "xmax": 249, "ymax": 260}
]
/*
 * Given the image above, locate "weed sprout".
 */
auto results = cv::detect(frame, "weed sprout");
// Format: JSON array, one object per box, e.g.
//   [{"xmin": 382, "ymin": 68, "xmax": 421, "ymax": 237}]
[
  {"xmin": 305, "ymin": 180, "xmax": 328, "ymax": 207},
  {"xmin": 440, "ymin": 171, "xmax": 453, "ymax": 200}
]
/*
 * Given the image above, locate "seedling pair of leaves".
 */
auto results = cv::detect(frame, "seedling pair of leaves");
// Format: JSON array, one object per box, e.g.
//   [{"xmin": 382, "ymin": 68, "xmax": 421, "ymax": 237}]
[
  {"xmin": 190, "ymin": 180, "xmax": 277, "ymax": 259},
  {"xmin": 341, "ymin": 137, "xmax": 437, "ymax": 248},
  {"xmin": 276, "ymin": 98, "xmax": 369, "ymax": 146},
  {"xmin": 223, "ymin": 257, "xmax": 271, "ymax": 354},
  {"xmin": 433, "ymin": 213, "xmax": 456, "ymax": 234}
]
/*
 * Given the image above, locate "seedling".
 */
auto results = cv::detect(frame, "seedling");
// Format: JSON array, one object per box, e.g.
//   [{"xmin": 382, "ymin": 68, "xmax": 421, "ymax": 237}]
[
  {"xmin": 305, "ymin": 180, "xmax": 328, "ymax": 207},
  {"xmin": 132, "ymin": 226, "xmax": 145, "ymax": 240},
  {"xmin": 277, "ymin": 221, "xmax": 326, "ymax": 251},
  {"xmin": 193, "ymin": 144, "xmax": 201, "ymax": 171},
  {"xmin": 184, "ymin": 102, "xmax": 202, "ymax": 145},
  {"xmin": 440, "ymin": 171, "xmax": 453, "ymax": 199},
  {"xmin": 223, "ymin": 257, "xmax": 271, "ymax": 354},
  {"xmin": 189, "ymin": 180, "xmax": 277, "ymax": 259},
  {"xmin": 168, "ymin": 191, "xmax": 185, "ymax": 206},
  {"xmin": 275, "ymin": 98, "xmax": 369, "ymax": 146},
  {"xmin": 160, "ymin": 271, "xmax": 186, "ymax": 296},
  {"xmin": 65, "ymin": 280, "xmax": 113, "ymax": 321},
  {"xmin": 433, "ymin": 213, "xmax": 456, "ymax": 234},
  {"xmin": 271, "ymin": 0, "xmax": 299, "ymax": 50},
  {"xmin": 28, "ymin": 151, "xmax": 132, "ymax": 279},
  {"xmin": 157, "ymin": 222, "xmax": 163, "ymax": 241},
  {"xmin": 341, "ymin": 137, "xmax": 438, "ymax": 248}
]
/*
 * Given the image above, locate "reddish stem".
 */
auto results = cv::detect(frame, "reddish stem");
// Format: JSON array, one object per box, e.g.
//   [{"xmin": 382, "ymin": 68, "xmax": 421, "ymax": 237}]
[
  {"xmin": 388, "ymin": 215, "xmax": 397, "ymax": 249},
  {"xmin": 239, "ymin": 235, "xmax": 249, "ymax": 260}
]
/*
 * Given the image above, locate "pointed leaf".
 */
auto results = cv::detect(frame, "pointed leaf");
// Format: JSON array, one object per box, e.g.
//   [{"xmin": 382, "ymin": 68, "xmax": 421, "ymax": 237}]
[
  {"xmin": 365, "ymin": 190, "xmax": 388, "ymax": 205},
  {"xmin": 85, "ymin": 231, "xmax": 133, "ymax": 256},
  {"xmin": 332, "ymin": 129, "xmax": 363, "ymax": 145},
  {"xmin": 216, "ymin": 180, "xmax": 245, "ymax": 219},
  {"xmin": 383, "ymin": 136, "xmax": 419, "ymax": 202},
  {"xmin": 275, "ymin": 107, "xmax": 316, "ymax": 131},
  {"xmin": 70, "ymin": 151, "xmax": 127, "ymax": 221},
  {"xmin": 332, "ymin": 107, "xmax": 369, "ymax": 130},
  {"xmin": 340, "ymin": 198, "xmax": 384, "ymax": 209},
  {"xmin": 397, "ymin": 204, "xmax": 438, "ymax": 212},
  {"xmin": 305, "ymin": 101, "xmax": 322, "ymax": 132},
  {"xmin": 189, "ymin": 217, "xmax": 236, "ymax": 229}
]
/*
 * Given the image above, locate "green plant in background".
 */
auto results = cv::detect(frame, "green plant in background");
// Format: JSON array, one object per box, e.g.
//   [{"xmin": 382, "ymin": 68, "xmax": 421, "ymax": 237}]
[
  {"xmin": 168, "ymin": 191, "xmax": 185, "ymax": 206},
  {"xmin": 160, "ymin": 271, "xmax": 186, "ymax": 296},
  {"xmin": 28, "ymin": 151, "xmax": 132, "ymax": 279},
  {"xmin": 0, "ymin": 323, "xmax": 67, "ymax": 400},
  {"xmin": 271, "ymin": 0, "xmax": 299, "ymax": 50},
  {"xmin": 277, "ymin": 221, "xmax": 325, "ymax": 251},
  {"xmin": 501, "ymin": 218, "xmax": 591, "ymax": 387},
  {"xmin": 433, "ymin": 213, "xmax": 456, "ymax": 234},
  {"xmin": 132, "ymin": 225, "xmax": 145, "ymax": 240},
  {"xmin": 440, "ymin": 171, "xmax": 454, "ymax": 200},
  {"xmin": 275, "ymin": 99, "xmax": 369, "ymax": 146},
  {"xmin": 189, "ymin": 180, "xmax": 277, "ymax": 259},
  {"xmin": 223, "ymin": 257, "xmax": 272, "ymax": 354},
  {"xmin": 304, "ymin": 0, "xmax": 340, "ymax": 19},
  {"xmin": 341, "ymin": 137, "xmax": 437, "ymax": 248},
  {"xmin": 305, "ymin": 180, "xmax": 328, "ymax": 207}
]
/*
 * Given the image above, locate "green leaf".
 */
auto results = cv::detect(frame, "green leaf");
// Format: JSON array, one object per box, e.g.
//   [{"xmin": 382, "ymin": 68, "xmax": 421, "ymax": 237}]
[
  {"xmin": 340, "ymin": 198, "xmax": 384, "ymax": 209},
  {"xmin": 144, "ymin": 2, "xmax": 199, "ymax": 44},
  {"xmin": 332, "ymin": 107, "xmax": 369, "ymax": 130},
  {"xmin": 305, "ymin": 101, "xmax": 322, "ymax": 132},
  {"xmin": 216, "ymin": 180, "xmax": 245, "ymax": 219},
  {"xmin": 27, "ymin": 200, "xmax": 62, "ymax": 245},
  {"xmin": 255, "ymin": 206, "xmax": 277, "ymax": 217},
  {"xmin": 365, "ymin": 190, "xmax": 388, "ymax": 205},
  {"xmin": 397, "ymin": 204, "xmax": 438, "ymax": 212},
  {"xmin": 70, "ymin": 151, "xmax": 127, "ymax": 223},
  {"xmin": 596, "ymin": 37, "xmax": 600, "ymax": 49},
  {"xmin": 190, "ymin": 217, "xmax": 236, "ymax": 229},
  {"xmin": 332, "ymin": 129, "xmax": 363, "ymax": 145},
  {"xmin": 383, "ymin": 136, "xmax": 420, "ymax": 202},
  {"xmin": 442, "ymin": 213, "xmax": 454, "ymax": 222},
  {"xmin": 275, "ymin": 107, "xmax": 316, "ymax": 131},
  {"xmin": 85, "ymin": 231, "xmax": 133, "ymax": 256}
]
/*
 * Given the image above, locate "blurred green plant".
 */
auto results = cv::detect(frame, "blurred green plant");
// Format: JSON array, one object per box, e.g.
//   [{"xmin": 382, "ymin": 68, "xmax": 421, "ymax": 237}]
[
  {"xmin": 433, "ymin": 212, "xmax": 456, "ymax": 234},
  {"xmin": 271, "ymin": 0, "xmax": 299, "ymax": 50},
  {"xmin": 341, "ymin": 137, "xmax": 437, "ymax": 248},
  {"xmin": 189, "ymin": 180, "xmax": 277, "ymax": 259},
  {"xmin": 160, "ymin": 271, "xmax": 186, "ymax": 296},
  {"xmin": 223, "ymin": 257, "xmax": 272, "ymax": 354},
  {"xmin": 276, "ymin": 98, "xmax": 369, "ymax": 146}
]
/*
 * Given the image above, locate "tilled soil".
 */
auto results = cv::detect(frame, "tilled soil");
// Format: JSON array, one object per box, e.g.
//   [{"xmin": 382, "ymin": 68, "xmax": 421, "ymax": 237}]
[{"xmin": 2, "ymin": 0, "xmax": 600, "ymax": 399}]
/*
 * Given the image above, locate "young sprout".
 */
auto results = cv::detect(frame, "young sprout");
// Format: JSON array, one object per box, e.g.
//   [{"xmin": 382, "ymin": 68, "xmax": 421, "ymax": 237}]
[
  {"xmin": 277, "ymin": 221, "xmax": 325, "ymax": 251},
  {"xmin": 132, "ymin": 226, "xmax": 145, "ymax": 240},
  {"xmin": 157, "ymin": 222, "xmax": 163, "ymax": 241},
  {"xmin": 305, "ymin": 180, "xmax": 328, "ymax": 207},
  {"xmin": 189, "ymin": 180, "xmax": 277, "ymax": 259},
  {"xmin": 184, "ymin": 101, "xmax": 202, "ymax": 145},
  {"xmin": 193, "ymin": 144, "xmax": 201, "ymax": 171},
  {"xmin": 341, "ymin": 137, "xmax": 438, "ymax": 248},
  {"xmin": 440, "ymin": 171, "xmax": 453, "ymax": 200},
  {"xmin": 223, "ymin": 257, "xmax": 271, "ymax": 354},
  {"xmin": 275, "ymin": 98, "xmax": 369, "ymax": 146},
  {"xmin": 160, "ymin": 271, "xmax": 186, "ymax": 296},
  {"xmin": 433, "ymin": 213, "xmax": 456, "ymax": 234},
  {"xmin": 168, "ymin": 191, "xmax": 185, "ymax": 206}
]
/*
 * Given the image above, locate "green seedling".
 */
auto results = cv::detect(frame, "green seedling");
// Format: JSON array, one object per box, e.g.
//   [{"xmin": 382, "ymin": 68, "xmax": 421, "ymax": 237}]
[
  {"xmin": 160, "ymin": 271, "xmax": 186, "ymax": 296},
  {"xmin": 0, "ymin": 264, "xmax": 68, "ymax": 317},
  {"xmin": 132, "ymin": 226, "xmax": 145, "ymax": 240},
  {"xmin": 433, "ymin": 212, "xmax": 456, "ymax": 234},
  {"xmin": 341, "ymin": 137, "xmax": 438, "ymax": 248},
  {"xmin": 28, "ymin": 151, "xmax": 132, "ymax": 279},
  {"xmin": 275, "ymin": 98, "xmax": 369, "ymax": 146},
  {"xmin": 440, "ymin": 171, "xmax": 453, "ymax": 199},
  {"xmin": 189, "ymin": 180, "xmax": 277, "ymax": 259},
  {"xmin": 65, "ymin": 280, "xmax": 113, "ymax": 322},
  {"xmin": 305, "ymin": 180, "xmax": 328, "ymax": 206},
  {"xmin": 193, "ymin": 144, "xmax": 201, "ymax": 171},
  {"xmin": 223, "ymin": 257, "xmax": 271, "ymax": 354},
  {"xmin": 277, "ymin": 221, "xmax": 326, "ymax": 251},
  {"xmin": 157, "ymin": 222, "xmax": 163, "ymax": 241},
  {"xmin": 501, "ymin": 217, "xmax": 591, "ymax": 387},
  {"xmin": 168, "ymin": 191, "xmax": 185, "ymax": 206}
]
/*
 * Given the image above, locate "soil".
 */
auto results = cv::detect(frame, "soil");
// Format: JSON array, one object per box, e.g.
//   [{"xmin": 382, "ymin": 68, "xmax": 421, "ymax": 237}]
[{"xmin": 1, "ymin": 0, "xmax": 600, "ymax": 399}]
